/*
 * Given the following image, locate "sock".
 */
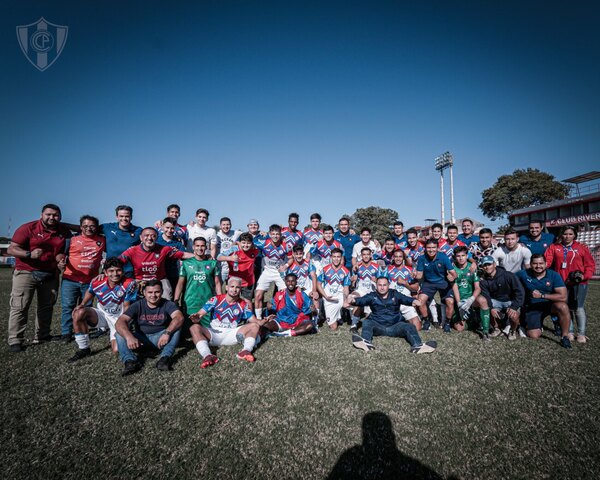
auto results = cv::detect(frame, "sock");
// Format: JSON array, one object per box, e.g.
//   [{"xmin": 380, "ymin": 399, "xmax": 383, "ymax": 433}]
[
  {"xmin": 74, "ymin": 333, "xmax": 90, "ymax": 350},
  {"xmin": 351, "ymin": 315, "xmax": 360, "ymax": 327},
  {"xmin": 480, "ymin": 309, "xmax": 490, "ymax": 332},
  {"xmin": 255, "ymin": 309, "xmax": 263, "ymax": 320},
  {"xmin": 195, "ymin": 340, "xmax": 211, "ymax": 358},
  {"xmin": 430, "ymin": 301, "xmax": 438, "ymax": 323},
  {"xmin": 280, "ymin": 329, "xmax": 292, "ymax": 337},
  {"xmin": 243, "ymin": 336, "xmax": 256, "ymax": 352}
]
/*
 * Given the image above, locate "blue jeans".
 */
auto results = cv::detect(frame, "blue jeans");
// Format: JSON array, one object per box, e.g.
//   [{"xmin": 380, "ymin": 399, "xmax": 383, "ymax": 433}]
[
  {"xmin": 60, "ymin": 278, "xmax": 90, "ymax": 335},
  {"xmin": 116, "ymin": 329, "xmax": 181, "ymax": 363},
  {"xmin": 361, "ymin": 318, "xmax": 422, "ymax": 347}
]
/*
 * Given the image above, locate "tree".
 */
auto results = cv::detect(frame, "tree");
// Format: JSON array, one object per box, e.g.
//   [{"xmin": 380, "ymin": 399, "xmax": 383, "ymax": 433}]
[
  {"xmin": 350, "ymin": 206, "xmax": 399, "ymax": 244},
  {"xmin": 479, "ymin": 168, "xmax": 570, "ymax": 221}
]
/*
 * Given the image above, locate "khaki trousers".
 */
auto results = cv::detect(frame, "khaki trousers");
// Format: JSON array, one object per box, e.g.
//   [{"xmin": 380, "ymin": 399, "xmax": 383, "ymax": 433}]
[{"xmin": 8, "ymin": 269, "xmax": 59, "ymax": 345}]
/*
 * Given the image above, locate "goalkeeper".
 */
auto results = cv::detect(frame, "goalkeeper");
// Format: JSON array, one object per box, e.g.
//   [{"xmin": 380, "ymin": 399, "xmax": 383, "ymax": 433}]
[{"xmin": 451, "ymin": 246, "xmax": 488, "ymax": 340}]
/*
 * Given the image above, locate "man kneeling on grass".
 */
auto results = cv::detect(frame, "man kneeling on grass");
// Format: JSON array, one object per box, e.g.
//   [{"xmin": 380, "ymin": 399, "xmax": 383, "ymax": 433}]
[
  {"xmin": 115, "ymin": 280, "xmax": 183, "ymax": 376},
  {"xmin": 344, "ymin": 276, "xmax": 436, "ymax": 354},
  {"xmin": 516, "ymin": 254, "xmax": 573, "ymax": 348},
  {"xmin": 68, "ymin": 257, "xmax": 138, "ymax": 362},
  {"xmin": 262, "ymin": 273, "xmax": 315, "ymax": 337},
  {"xmin": 189, "ymin": 276, "xmax": 264, "ymax": 368}
]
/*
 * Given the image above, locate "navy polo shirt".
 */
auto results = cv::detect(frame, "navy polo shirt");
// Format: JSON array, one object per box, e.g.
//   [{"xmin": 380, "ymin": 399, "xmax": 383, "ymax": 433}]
[
  {"xmin": 416, "ymin": 253, "xmax": 454, "ymax": 284},
  {"xmin": 519, "ymin": 233, "xmax": 555, "ymax": 256},
  {"xmin": 516, "ymin": 268, "xmax": 564, "ymax": 305}
]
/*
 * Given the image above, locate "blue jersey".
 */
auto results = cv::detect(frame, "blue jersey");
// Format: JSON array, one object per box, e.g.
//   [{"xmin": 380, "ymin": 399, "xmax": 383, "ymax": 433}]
[
  {"xmin": 310, "ymin": 239, "xmax": 343, "ymax": 263},
  {"xmin": 457, "ymin": 233, "xmax": 479, "ymax": 247},
  {"xmin": 393, "ymin": 234, "xmax": 408, "ymax": 249},
  {"xmin": 273, "ymin": 289, "xmax": 312, "ymax": 325},
  {"xmin": 519, "ymin": 233, "xmax": 555, "ymax": 256},
  {"xmin": 417, "ymin": 253, "xmax": 454, "ymax": 284},
  {"xmin": 89, "ymin": 277, "xmax": 138, "ymax": 316},
  {"xmin": 334, "ymin": 230, "xmax": 360, "ymax": 269},
  {"xmin": 287, "ymin": 260, "xmax": 315, "ymax": 289},
  {"xmin": 255, "ymin": 237, "xmax": 288, "ymax": 270},
  {"xmin": 516, "ymin": 268, "xmax": 564, "ymax": 305},
  {"xmin": 281, "ymin": 227, "xmax": 304, "ymax": 254},
  {"xmin": 303, "ymin": 228, "xmax": 323, "ymax": 248},
  {"xmin": 404, "ymin": 244, "xmax": 425, "ymax": 264},
  {"xmin": 203, "ymin": 294, "xmax": 254, "ymax": 329},
  {"xmin": 252, "ymin": 232, "xmax": 268, "ymax": 259},
  {"xmin": 355, "ymin": 261, "xmax": 380, "ymax": 292},
  {"xmin": 156, "ymin": 236, "xmax": 186, "ymax": 280},
  {"xmin": 386, "ymin": 264, "xmax": 416, "ymax": 285},
  {"xmin": 318, "ymin": 264, "xmax": 351, "ymax": 288},
  {"xmin": 100, "ymin": 222, "xmax": 142, "ymax": 275}
]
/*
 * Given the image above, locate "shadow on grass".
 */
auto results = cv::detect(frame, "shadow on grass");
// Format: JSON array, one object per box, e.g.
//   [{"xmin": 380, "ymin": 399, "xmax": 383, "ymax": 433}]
[{"xmin": 327, "ymin": 411, "xmax": 448, "ymax": 480}]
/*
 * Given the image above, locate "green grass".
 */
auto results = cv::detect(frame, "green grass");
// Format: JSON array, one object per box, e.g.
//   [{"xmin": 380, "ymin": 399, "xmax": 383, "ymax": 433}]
[{"xmin": 1, "ymin": 268, "xmax": 599, "ymax": 479}]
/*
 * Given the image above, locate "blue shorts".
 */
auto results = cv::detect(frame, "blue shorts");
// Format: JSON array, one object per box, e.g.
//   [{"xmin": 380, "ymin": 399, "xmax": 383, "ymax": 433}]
[
  {"xmin": 420, "ymin": 282, "xmax": 453, "ymax": 301},
  {"xmin": 523, "ymin": 303, "xmax": 552, "ymax": 330}
]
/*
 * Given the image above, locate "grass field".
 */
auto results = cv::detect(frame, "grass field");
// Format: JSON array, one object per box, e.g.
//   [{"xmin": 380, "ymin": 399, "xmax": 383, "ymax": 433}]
[{"xmin": 1, "ymin": 268, "xmax": 599, "ymax": 479}]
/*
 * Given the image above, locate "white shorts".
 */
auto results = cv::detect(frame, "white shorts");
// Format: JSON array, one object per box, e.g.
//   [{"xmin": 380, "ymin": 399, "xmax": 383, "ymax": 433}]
[
  {"xmin": 400, "ymin": 304, "xmax": 418, "ymax": 321},
  {"xmin": 323, "ymin": 290, "xmax": 345, "ymax": 325},
  {"xmin": 256, "ymin": 268, "xmax": 286, "ymax": 292},
  {"xmin": 92, "ymin": 308, "xmax": 119, "ymax": 341},
  {"xmin": 353, "ymin": 286, "xmax": 374, "ymax": 315},
  {"xmin": 207, "ymin": 326, "xmax": 243, "ymax": 347}
]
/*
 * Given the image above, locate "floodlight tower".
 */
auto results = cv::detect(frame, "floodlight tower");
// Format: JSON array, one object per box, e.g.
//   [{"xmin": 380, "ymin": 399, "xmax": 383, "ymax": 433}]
[{"xmin": 434, "ymin": 152, "xmax": 455, "ymax": 226}]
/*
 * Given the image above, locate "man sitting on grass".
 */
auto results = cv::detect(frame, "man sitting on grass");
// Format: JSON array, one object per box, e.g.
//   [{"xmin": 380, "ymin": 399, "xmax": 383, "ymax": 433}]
[
  {"xmin": 68, "ymin": 257, "xmax": 138, "ymax": 361},
  {"xmin": 344, "ymin": 276, "xmax": 436, "ymax": 354},
  {"xmin": 261, "ymin": 273, "xmax": 315, "ymax": 337},
  {"xmin": 115, "ymin": 280, "xmax": 184, "ymax": 375},
  {"xmin": 516, "ymin": 254, "xmax": 573, "ymax": 348},
  {"xmin": 189, "ymin": 276, "xmax": 264, "ymax": 368}
]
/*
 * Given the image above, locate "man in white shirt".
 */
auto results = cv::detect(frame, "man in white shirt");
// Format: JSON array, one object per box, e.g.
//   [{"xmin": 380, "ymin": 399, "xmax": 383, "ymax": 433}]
[
  {"xmin": 187, "ymin": 208, "xmax": 218, "ymax": 258},
  {"xmin": 493, "ymin": 228, "xmax": 532, "ymax": 273}
]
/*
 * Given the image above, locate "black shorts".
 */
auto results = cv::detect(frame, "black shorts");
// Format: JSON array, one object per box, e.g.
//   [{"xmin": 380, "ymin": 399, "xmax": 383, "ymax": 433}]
[{"xmin": 523, "ymin": 303, "xmax": 553, "ymax": 330}]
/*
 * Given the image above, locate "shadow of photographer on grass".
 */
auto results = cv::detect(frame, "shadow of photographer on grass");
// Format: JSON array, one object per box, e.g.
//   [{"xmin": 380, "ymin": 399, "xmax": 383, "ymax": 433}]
[{"xmin": 328, "ymin": 411, "xmax": 450, "ymax": 480}]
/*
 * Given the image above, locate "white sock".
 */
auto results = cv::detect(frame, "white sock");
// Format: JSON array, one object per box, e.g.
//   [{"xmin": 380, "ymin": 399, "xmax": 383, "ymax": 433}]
[
  {"xmin": 75, "ymin": 333, "xmax": 90, "ymax": 349},
  {"xmin": 280, "ymin": 329, "xmax": 292, "ymax": 337},
  {"xmin": 243, "ymin": 336, "xmax": 256, "ymax": 352},
  {"xmin": 430, "ymin": 301, "xmax": 439, "ymax": 322},
  {"xmin": 195, "ymin": 340, "xmax": 211, "ymax": 358},
  {"xmin": 255, "ymin": 310, "xmax": 262, "ymax": 320}
]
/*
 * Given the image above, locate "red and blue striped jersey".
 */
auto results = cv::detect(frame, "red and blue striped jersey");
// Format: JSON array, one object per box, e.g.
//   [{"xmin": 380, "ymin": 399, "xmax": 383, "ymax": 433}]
[
  {"xmin": 318, "ymin": 264, "xmax": 351, "ymax": 288},
  {"xmin": 310, "ymin": 239, "xmax": 343, "ymax": 263},
  {"xmin": 281, "ymin": 227, "xmax": 304, "ymax": 254},
  {"xmin": 203, "ymin": 294, "xmax": 253, "ymax": 329},
  {"xmin": 89, "ymin": 277, "xmax": 138, "ymax": 316}
]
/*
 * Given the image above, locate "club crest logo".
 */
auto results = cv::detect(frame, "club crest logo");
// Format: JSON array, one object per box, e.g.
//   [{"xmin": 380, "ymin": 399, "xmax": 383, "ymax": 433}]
[{"xmin": 17, "ymin": 18, "xmax": 68, "ymax": 71}]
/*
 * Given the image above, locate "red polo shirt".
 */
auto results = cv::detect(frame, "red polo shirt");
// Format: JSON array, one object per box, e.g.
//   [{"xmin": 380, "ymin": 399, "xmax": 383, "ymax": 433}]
[
  {"xmin": 12, "ymin": 220, "xmax": 72, "ymax": 272},
  {"xmin": 119, "ymin": 244, "xmax": 185, "ymax": 281}
]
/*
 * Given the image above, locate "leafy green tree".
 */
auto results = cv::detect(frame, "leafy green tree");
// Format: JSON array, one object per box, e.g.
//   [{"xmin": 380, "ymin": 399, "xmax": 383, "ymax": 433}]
[
  {"xmin": 350, "ymin": 206, "xmax": 399, "ymax": 243},
  {"xmin": 479, "ymin": 168, "xmax": 570, "ymax": 221}
]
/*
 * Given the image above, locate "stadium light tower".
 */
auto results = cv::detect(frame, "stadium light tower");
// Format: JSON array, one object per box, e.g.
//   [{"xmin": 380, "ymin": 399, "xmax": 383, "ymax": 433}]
[{"xmin": 434, "ymin": 152, "xmax": 455, "ymax": 226}]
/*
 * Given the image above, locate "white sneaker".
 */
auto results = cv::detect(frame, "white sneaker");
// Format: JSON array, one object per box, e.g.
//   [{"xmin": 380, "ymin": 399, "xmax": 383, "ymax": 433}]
[
  {"xmin": 518, "ymin": 327, "xmax": 527, "ymax": 338},
  {"xmin": 502, "ymin": 325, "xmax": 511, "ymax": 335}
]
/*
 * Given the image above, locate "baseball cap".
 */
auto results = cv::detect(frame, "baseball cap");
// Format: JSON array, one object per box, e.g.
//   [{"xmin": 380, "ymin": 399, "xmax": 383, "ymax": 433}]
[
  {"xmin": 247, "ymin": 218, "xmax": 259, "ymax": 225},
  {"xmin": 479, "ymin": 255, "xmax": 495, "ymax": 266}
]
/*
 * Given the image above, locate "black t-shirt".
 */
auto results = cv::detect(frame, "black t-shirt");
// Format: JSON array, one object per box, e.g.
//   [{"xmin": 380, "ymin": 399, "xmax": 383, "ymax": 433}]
[{"xmin": 124, "ymin": 299, "xmax": 179, "ymax": 334}]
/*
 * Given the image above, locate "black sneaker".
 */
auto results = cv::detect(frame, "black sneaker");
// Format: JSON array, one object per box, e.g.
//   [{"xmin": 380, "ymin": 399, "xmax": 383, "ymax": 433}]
[
  {"xmin": 9, "ymin": 344, "xmax": 24, "ymax": 353},
  {"xmin": 156, "ymin": 356, "xmax": 172, "ymax": 371},
  {"xmin": 32, "ymin": 335, "xmax": 60, "ymax": 344},
  {"xmin": 443, "ymin": 322, "xmax": 451, "ymax": 333},
  {"xmin": 61, "ymin": 334, "xmax": 73, "ymax": 343},
  {"xmin": 560, "ymin": 336, "xmax": 572, "ymax": 349},
  {"xmin": 68, "ymin": 348, "xmax": 91, "ymax": 362},
  {"xmin": 121, "ymin": 360, "xmax": 141, "ymax": 376},
  {"xmin": 89, "ymin": 328, "xmax": 109, "ymax": 339},
  {"xmin": 349, "ymin": 325, "xmax": 358, "ymax": 335},
  {"xmin": 422, "ymin": 320, "xmax": 431, "ymax": 331},
  {"xmin": 352, "ymin": 334, "xmax": 375, "ymax": 352}
]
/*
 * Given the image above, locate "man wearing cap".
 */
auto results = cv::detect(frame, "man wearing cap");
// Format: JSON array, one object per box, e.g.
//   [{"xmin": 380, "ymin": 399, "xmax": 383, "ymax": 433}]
[
  {"xmin": 7, "ymin": 204, "xmax": 72, "ymax": 351},
  {"xmin": 477, "ymin": 255, "xmax": 525, "ymax": 340}
]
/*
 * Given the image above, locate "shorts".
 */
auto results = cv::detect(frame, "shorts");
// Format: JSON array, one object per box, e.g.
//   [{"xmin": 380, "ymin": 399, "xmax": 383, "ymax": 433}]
[
  {"xmin": 92, "ymin": 308, "xmax": 119, "ymax": 341},
  {"xmin": 523, "ymin": 303, "xmax": 552, "ymax": 330},
  {"xmin": 420, "ymin": 282, "xmax": 453, "ymax": 301},
  {"xmin": 400, "ymin": 304, "xmax": 418, "ymax": 321},
  {"xmin": 323, "ymin": 290, "xmax": 345, "ymax": 324},
  {"xmin": 207, "ymin": 326, "xmax": 243, "ymax": 347},
  {"xmin": 275, "ymin": 316, "xmax": 310, "ymax": 330},
  {"xmin": 256, "ymin": 268, "xmax": 286, "ymax": 292},
  {"xmin": 491, "ymin": 299, "xmax": 512, "ymax": 311},
  {"xmin": 354, "ymin": 286, "xmax": 374, "ymax": 314}
]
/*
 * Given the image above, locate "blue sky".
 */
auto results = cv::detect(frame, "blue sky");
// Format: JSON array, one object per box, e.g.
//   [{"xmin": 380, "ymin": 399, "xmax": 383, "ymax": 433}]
[{"xmin": 2, "ymin": 0, "xmax": 598, "ymax": 235}]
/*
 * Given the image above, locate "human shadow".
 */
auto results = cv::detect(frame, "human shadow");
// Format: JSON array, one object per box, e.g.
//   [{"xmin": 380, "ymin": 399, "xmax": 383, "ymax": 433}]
[{"xmin": 327, "ymin": 411, "xmax": 444, "ymax": 480}]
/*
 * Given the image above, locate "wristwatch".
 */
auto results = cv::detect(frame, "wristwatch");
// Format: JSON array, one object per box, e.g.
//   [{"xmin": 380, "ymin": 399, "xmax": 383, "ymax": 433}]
[
  {"xmin": 163, "ymin": 330, "xmax": 173, "ymax": 338},
  {"xmin": 25, "ymin": 251, "xmax": 31, "ymax": 258}
]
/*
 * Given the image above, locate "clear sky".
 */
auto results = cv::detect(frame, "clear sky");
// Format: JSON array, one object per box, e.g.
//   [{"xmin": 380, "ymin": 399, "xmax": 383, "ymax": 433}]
[{"xmin": 2, "ymin": 0, "xmax": 598, "ymax": 235}]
